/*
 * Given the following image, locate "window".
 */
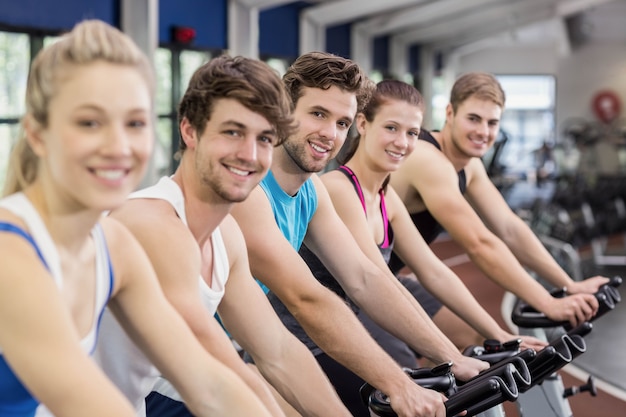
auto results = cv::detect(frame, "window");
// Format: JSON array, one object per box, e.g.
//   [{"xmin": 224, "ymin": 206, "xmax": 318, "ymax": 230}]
[
  {"xmin": 430, "ymin": 75, "xmax": 448, "ymax": 131},
  {"xmin": 154, "ymin": 47, "xmax": 213, "ymax": 175},
  {"xmin": 495, "ymin": 75, "xmax": 556, "ymax": 177},
  {"xmin": 0, "ymin": 30, "xmax": 54, "ymax": 191}
]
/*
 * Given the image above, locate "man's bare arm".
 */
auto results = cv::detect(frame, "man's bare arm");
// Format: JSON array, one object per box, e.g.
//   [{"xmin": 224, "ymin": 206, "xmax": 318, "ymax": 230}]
[
  {"xmin": 217, "ymin": 215, "xmax": 350, "ymax": 417},
  {"xmin": 466, "ymin": 160, "xmax": 609, "ymax": 294},
  {"xmin": 399, "ymin": 145, "xmax": 598, "ymax": 327}
]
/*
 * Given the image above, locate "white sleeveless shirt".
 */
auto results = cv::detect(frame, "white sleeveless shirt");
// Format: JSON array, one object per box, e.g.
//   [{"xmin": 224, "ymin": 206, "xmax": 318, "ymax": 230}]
[{"xmin": 91, "ymin": 176, "xmax": 229, "ymax": 415}]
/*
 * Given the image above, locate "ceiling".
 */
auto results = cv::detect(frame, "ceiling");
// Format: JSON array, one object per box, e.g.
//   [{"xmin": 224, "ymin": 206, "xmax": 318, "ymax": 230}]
[{"xmin": 244, "ymin": 0, "xmax": 620, "ymax": 53}]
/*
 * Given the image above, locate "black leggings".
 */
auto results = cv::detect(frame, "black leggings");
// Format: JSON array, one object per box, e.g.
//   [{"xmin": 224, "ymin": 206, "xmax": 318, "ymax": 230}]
[
  {"xmin": 316, "ymin": 352, "xmax": 371, "ymax": 417},
  {"xmin": 145, "ymin": 391, "xmax": 192, "ymax": 417}
]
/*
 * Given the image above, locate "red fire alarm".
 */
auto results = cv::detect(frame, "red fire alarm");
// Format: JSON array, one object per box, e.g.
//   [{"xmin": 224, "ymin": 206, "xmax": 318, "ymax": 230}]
[{"xmin": 171, "ymin": 26, "xmax": 196, "ymax": 45}]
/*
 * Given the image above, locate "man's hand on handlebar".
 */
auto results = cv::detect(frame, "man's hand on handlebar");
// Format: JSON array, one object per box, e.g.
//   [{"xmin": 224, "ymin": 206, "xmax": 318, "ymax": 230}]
[
  {"xmin": 567, "ymin": 275, "xmax": 611, "ymax": 295},
  {"xmin": 544, "ymin": 294, "xmax": 598, "ymax": 327},
  {"xmin": 497, "ymin": 333, "xmax": 546, "ymax": 351},
  {"xmin": 387, "ymin": 380, "xmax": 448, "ymax": 417},
  {"xmin": 450, "ymin": 356, "xmax": 489, "ymax": 381}
]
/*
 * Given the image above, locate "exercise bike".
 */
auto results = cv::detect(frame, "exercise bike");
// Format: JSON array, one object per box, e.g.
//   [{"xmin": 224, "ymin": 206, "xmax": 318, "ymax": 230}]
[
  {"xmin": 362, "ymin": 276, "xmax": 621, "ymax": 417},
  {"xmin": 508, "ymin": 275, "xmax": 622, "ymax": 417}
]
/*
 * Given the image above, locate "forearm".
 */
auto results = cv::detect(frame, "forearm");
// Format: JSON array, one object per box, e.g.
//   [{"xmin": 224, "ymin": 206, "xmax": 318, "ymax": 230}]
[
  {"xmin": 159, "ymin": 340, "xmax": 273, "ymax": 417},
  {"xmin": 39, "ymin": 365, "xmax": 137, "ymax": 417},
  {"xmin": 256, "ymin": 339, "xmax": 351, "ymax": 417},
  {"xmin": 465, "ymin": 238, "xmax": 556, "ymax": 314},
  {"xmin": 185, "ymin": 361, "xmax": 275, "ymax": 417},
  {"xmin": 192, "ymin": 328, "xmax": 285, "ymax": 417},
  {"xmin": 421, "ymin": 274, "xmax": 508, "ymax": 341},
  {"xmin": 126, "ymin": 308, "xmax": 276, "ymax": 417},
  {"xmin": 352, "ymin": 271, "xmax": 464, "ymax": 365},
  {"xmin": 503, "ymin": 222, "xmax": 574, "ymax": 288},
  {"xmin": 222, "ymin": 354, "xmax": 286, "ymax": 417},
  {"xmin": 290, "ymin": 289, "xmax": 415, "ymax": 397}
]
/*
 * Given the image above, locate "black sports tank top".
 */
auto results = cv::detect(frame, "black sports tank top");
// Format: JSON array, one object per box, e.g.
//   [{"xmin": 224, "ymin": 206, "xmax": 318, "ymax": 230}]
[{"xmin": 388, "ymin": 130, "xmax": 467, "ymax": 274}]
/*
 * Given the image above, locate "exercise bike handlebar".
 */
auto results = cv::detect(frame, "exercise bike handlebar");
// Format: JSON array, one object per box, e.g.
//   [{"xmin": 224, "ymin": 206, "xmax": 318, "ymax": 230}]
[
  {"xmin": 511, "ymin": 276, "xmax": 622, "ymax": 328},
  {"xmin": 361, "ymin": 358, "xmax": 527, "ymax": 417},
  {"xmin": 363, "ymin": 285, "xmax": 607, "ymax": 417},
  {"xmin": 521, "ymin": 321, "xmax": 592, "ymax": 389}
]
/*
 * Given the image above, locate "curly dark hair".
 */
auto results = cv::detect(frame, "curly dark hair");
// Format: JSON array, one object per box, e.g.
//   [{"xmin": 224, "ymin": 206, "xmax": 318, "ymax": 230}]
[
  {"xmin": 177, "ymin": 55, "xmax": 295, "ymax": 154},
  {"xmin": 282, "ymin": 51, "xmax": 375, "ymax": 114}
]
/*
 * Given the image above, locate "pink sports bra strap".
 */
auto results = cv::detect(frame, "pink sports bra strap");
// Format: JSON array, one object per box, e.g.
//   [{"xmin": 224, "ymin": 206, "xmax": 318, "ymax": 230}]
[{"xmin": 337, "ymin": 165, "xmax": 391, "ymax": 249}]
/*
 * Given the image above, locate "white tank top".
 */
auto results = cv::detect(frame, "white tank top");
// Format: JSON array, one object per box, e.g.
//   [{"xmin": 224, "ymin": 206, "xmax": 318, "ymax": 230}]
[
  {"xmin": 92, "ymin": 176, "xmax": 229, "ymax": 415},
  {"xmin": 0, "ymin": 193, "xmax": 114, "ymax": 417},
  {"xmin": 0, "ymin": 193, "xmax": 113, "ymax": 355}
]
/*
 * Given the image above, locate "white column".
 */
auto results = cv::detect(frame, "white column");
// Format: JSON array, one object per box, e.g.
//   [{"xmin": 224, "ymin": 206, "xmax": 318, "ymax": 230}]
[
  {"xmin": 228, "ymin": 0, "xmax": 260, "ymax": 58},
  {"xmin": 351, "ymin": 25, "xmax": 372, "ymax": 75},
  {"xmin": 389, "ymin": 37, "xmax": 408, "ymax": 80},
  {"xmin": 120, "ymin": 0, "xmax": 158, "ymax": 60},
  {"xmin": 299, "ymin": 13, "xmax": 325, "ymax": 53},
  {"xmin": 120, "ymin": 0, "xmax": 159, "ymax": 187}
]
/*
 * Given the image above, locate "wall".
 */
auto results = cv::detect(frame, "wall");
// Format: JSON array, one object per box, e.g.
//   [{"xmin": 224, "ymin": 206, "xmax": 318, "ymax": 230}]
[
  {"xmin": 457, "ymin": 44, "xmax": 558, "ymax": 76},
  {"xmin": 556, "ymin": 42, "xmax": 626, "ymax": 135},
  {"xmin": 260, "ymin": 2, "xmax": 309, "ymax": 60},
  {"xmin": 159, "ymin": 0, "xmax": 226, "ymax": 49},
  {"xmin": 0, "ymin": 0, "xmax": 228, "ymax": 50},
  {"xmin": 452, "ymin": 2, "xmax": 626, "ymax": 142},
  {"xmin": 0, "ymin": 0, "xmax": 116, "ymax": 30}
]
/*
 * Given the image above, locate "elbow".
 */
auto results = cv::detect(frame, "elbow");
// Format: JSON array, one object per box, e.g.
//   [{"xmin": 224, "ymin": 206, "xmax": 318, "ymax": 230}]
[
  {"xmin": 499, "ymin": 218, "xmax": 525, "ymax": 246},
  {"xmin": 279, "ymin": 284, "xmax": 335, "ymax": 332},
  {"xmin": 464, "ymin": 234, "xmax": 498, "ymax": 260}
]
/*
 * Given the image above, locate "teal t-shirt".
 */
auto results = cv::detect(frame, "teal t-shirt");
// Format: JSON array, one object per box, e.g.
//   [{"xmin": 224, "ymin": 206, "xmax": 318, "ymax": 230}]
[{"xmin": 256, "ymin": 169, "xmax": 318, "ymax": 293}]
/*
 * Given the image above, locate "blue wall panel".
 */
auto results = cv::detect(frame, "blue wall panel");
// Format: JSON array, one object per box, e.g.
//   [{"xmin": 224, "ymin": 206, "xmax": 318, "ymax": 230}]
[
  {"xmin": 159, "ymin": 0, "xmax": 226, "ymax": 49},
  {"xmin": 373, "ymin": 35, "xmax": 389, "ymax": 71},
  {"xmin": 326, "ymin": 23, "xmax": 351, "ymax": 59},
  {"xmin": 0, "ymin": 0, "xmax": 116, "ymax": 31},
  {"xmin": 409, "ymin": 44, "xmax": 421, "ymax": 74},
  {"xmin": 260, "ymin": 2, "xmax": 309, "ymax": 60}
]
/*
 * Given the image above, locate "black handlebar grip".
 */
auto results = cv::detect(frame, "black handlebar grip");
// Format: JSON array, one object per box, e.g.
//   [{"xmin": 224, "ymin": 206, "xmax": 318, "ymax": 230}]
[
  {"xmin": 511, "ymin": 276, "xmax": 622, "ymax": 328},
  {"xmin": 363, "ymin": 361, "xmax": 523, "ymax": 417}
]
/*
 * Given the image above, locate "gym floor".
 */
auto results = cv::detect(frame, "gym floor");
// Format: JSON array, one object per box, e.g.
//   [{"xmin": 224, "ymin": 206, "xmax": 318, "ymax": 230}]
[{"xmin": 429, "ymin": 235, "xmax": 626, "ymax": 417}]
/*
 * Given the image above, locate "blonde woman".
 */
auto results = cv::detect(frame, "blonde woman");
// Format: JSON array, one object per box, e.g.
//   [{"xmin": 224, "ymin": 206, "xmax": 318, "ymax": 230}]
[{"xmin": 0, "ymin": 20, "xmax": 272, "ymax": 417}]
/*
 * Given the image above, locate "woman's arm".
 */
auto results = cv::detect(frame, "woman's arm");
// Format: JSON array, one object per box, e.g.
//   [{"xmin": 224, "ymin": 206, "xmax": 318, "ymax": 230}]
[
  {"xmin": 0, "ymin": 230, "xmax": 136, "ymax": 417},
  {"xmin": 311, "ymin": 174, "xmax": 488, "ymax": 381},
  {"xmin": 387, "ymin": 188, "xmax": 544, "ymax": 350}
]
